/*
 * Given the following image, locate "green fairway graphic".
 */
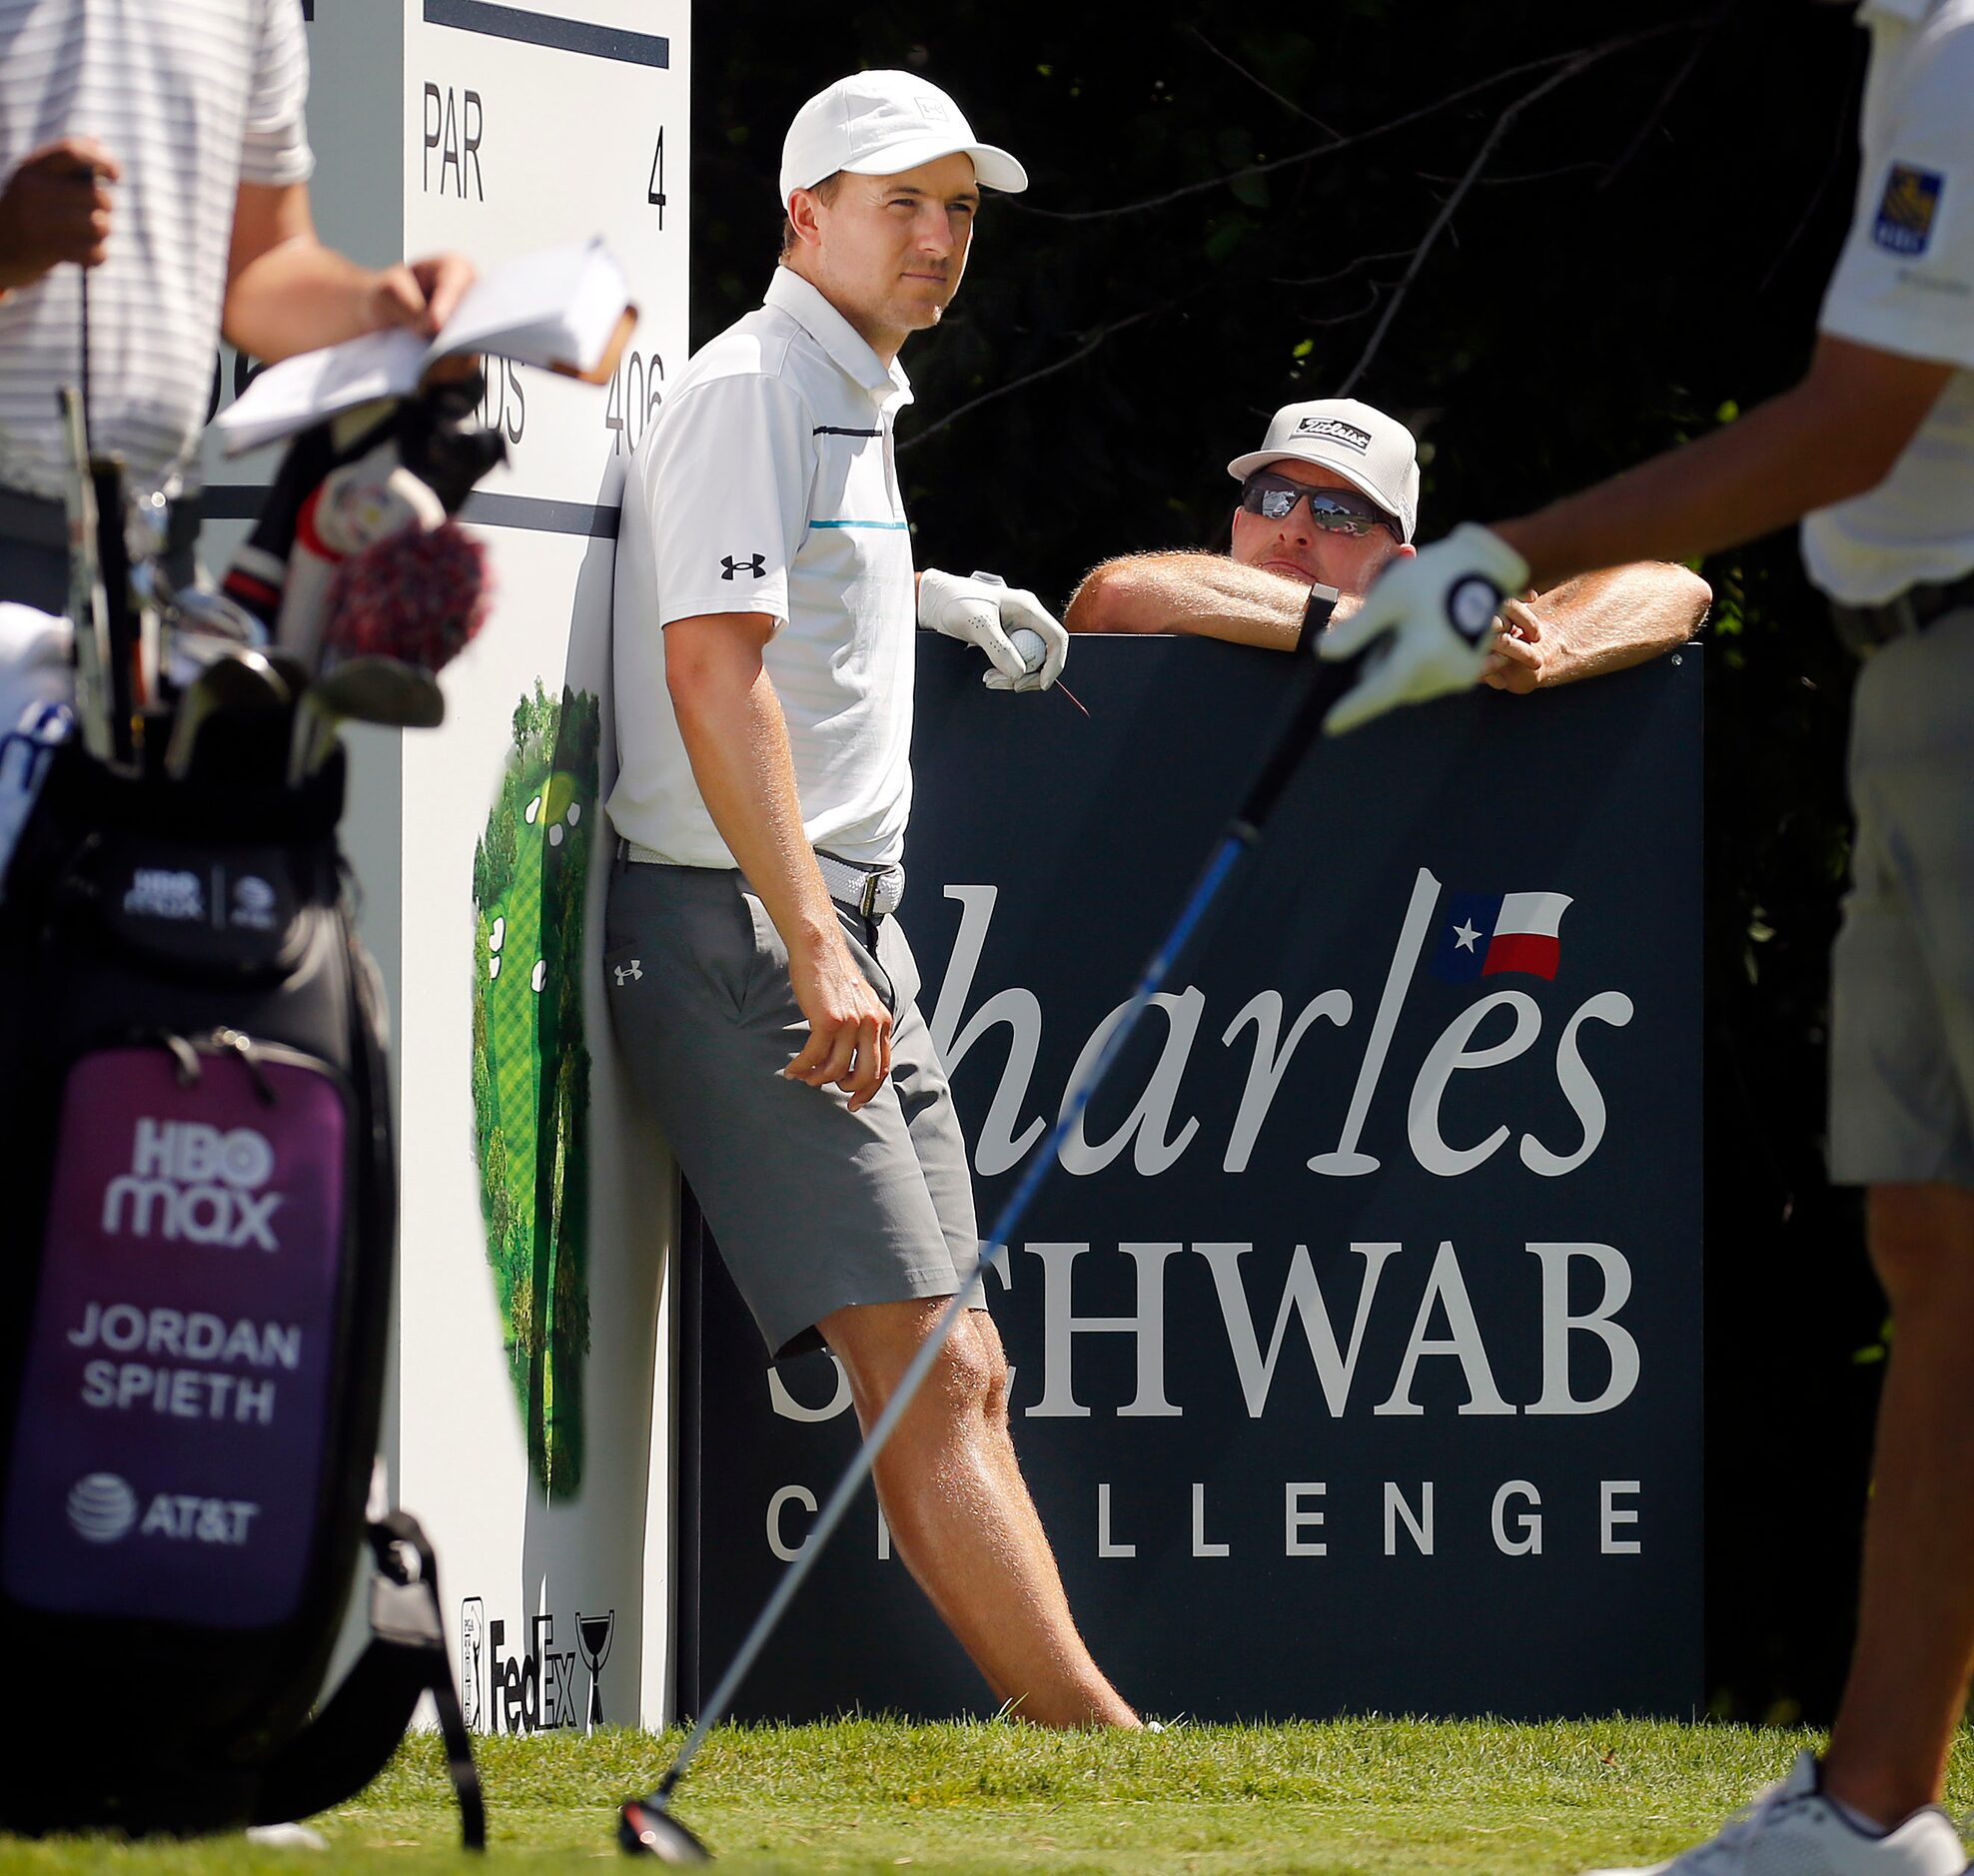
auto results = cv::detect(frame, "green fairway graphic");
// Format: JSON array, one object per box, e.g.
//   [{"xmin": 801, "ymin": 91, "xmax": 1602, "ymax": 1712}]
[{"xmin": 471, "ymin": 681, "xmax": 601, "ymax": 1497}]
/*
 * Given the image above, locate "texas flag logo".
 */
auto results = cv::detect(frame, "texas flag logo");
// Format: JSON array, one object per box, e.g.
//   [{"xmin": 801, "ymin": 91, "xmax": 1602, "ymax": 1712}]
[{"xmin": 1432, "ymin": 890, "xmax": 1572, "ymax": 983}]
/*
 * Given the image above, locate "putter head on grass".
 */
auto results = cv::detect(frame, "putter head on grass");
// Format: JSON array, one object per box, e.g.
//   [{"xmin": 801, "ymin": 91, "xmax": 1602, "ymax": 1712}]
[{"xmin": 618, "ymin": 1797, "xmax": 711, "ymax": 1863}]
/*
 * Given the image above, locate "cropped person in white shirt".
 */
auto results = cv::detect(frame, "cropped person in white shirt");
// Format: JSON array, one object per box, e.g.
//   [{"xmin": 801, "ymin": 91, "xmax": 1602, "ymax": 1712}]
[
  {"xmin": 0, "ymin": 0, "xmax": 472, "ymax": 600},
  {"xmin": 1321, "ymin": 6, "xmax": 1974, "ymax": 1869}
]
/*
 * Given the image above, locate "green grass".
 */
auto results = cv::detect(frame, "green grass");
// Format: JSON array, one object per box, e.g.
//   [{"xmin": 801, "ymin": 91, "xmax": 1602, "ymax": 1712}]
[{"xmin": 6, "ymin": 1719, "xmax": 1971, "ymax": 1873}]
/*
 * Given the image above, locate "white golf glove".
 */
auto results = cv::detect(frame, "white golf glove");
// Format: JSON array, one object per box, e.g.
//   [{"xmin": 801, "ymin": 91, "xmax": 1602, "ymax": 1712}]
[
  {"xmin": 917, "ymin": 567, "xmax": 1069, "ymax": 692},
  {"xmin": 1318, "ymin": 523, "xmax": 1529, "ymax": 735}
]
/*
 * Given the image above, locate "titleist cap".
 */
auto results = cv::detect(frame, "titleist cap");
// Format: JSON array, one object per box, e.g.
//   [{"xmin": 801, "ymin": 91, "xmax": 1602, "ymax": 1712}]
[
  {"xmin": 1227, "ymin": 398, "xmax": 1421, "ymax": 542},
  {"xmin": 779, "ymin": 71, "xmax": 1029, "ymax": 205}
]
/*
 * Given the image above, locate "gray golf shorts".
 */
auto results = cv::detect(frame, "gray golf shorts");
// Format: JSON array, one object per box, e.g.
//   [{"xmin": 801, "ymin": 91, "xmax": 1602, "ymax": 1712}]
[
  {"xmin": 1827, "ymin": 606, "xmax": 1974, "ymax": 1192},
  {"xmin": 603, "ymin": 860, "xmax": 979, "ymax": 1358}
]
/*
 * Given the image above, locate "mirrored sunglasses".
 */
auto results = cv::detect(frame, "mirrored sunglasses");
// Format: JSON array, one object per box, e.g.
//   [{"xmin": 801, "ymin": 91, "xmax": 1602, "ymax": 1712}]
[{"xmin": 1238, "ymin": 470, "xmax": 1399, "ymax": 540}]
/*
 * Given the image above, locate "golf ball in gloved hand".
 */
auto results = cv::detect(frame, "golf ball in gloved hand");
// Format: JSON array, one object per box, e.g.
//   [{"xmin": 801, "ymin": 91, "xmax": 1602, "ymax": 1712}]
[{"xmin": 1008, "ymin": 626, "xmax": 1048, "ymax": 673}]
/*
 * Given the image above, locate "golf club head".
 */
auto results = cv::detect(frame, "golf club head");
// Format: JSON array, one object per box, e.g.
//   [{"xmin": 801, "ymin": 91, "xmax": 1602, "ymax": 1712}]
[
  {"xmin": 166, "ymin": 614, "xmax": 267, "ymax": 696},
  {"xmin": 261, "ymin": 647, "xmax": 312, "ymax": 695},
  {"xmin": 169, "ymin": 584, "xmax": 265, "ymax": 646},
  {"xmin": 618, "ymin": 1799, "xmax": 711, "ymax": 1863},
  {"xmin": 314, "ymin": 655, "xmax": 446, "ymax": 729},
  {"xmin": 163, "ymin": 644, "xmax": 292, "ymax": 780}
]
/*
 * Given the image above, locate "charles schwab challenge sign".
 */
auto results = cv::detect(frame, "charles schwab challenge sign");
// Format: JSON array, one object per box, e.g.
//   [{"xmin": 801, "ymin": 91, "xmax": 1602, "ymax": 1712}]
[{"xmin": 678, "ymin": 636, "xmax": 1702, "ymax": 1721}]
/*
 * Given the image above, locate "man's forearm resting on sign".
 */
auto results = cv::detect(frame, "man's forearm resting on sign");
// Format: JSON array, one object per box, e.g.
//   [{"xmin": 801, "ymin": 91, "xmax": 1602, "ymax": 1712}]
[
  {"xmin": 1065, "ymin": 552, "xmax": 1318, "ymax": 649},
  {"xmin": 1064, "ymin": 548, "xmax": 1703, "ymax": 687},
  {"xmin": 1496, "ymin": 336, "xmax": 1954, "ymax": 588},
  {"xmin": 1486, "ymin": 562, "xmax": 1711, "ymax": 692}
]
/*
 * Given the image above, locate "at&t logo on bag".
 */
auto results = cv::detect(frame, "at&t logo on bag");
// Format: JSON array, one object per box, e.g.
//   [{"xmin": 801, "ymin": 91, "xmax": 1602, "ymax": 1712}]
[
  {"xmin": 64, "ymin": 1472, "xmax": 260, "ymax": 1547},
  {"xmin": 101, "ymin": 1118, "xmax": 284, "ymax": 1251}
]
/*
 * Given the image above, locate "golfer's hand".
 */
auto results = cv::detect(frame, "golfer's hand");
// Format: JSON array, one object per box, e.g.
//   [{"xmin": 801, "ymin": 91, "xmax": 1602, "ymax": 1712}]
[
  {"xmin": 1480, "ymin": 597, "xmax": 1549, "ymax": 693},
  {"xmin": 1318, "ymin": 523, "xmax": 1528, "ymax": 734},
  {"xmin": 918, "ymin": 566, "xmax": 1069, "ymax": 691},
  {"xmin": 0, "ymin": 138, "xmax": 120, "ymax": 290},
  {"xmin": 783, "ymin": 932, "xmax": 893, "ymax": 1112},
  {"xmin": 366, "ymin": 251, "xmax": 477, "ymax": 340}
]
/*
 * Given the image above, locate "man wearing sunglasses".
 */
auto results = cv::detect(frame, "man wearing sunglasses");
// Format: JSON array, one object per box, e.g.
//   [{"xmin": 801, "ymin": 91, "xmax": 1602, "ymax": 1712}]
[{"xmin": 1065, "ymin": 398, "xmax": 1709, "ymax": 690}]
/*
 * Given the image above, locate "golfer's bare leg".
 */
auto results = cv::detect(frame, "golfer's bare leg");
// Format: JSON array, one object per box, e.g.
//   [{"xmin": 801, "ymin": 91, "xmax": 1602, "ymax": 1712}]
[
  {"xmin": 819, "ymin": 1297, "xmax": 1139, "ymax": 1729},
  {"xmin": 1820, "ymin": 1182, "xmax": 1974, "ymax": 1824}
]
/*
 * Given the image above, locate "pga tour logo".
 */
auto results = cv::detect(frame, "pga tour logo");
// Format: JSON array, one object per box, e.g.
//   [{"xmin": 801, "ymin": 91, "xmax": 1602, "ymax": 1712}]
[
  {"xmin": 65, "ymin": 1471, "xmax": 259, "ymax": 1546},
  {"xmin": 101, "ymin": 1118, "xmax": 284, "ymax": 1252}
]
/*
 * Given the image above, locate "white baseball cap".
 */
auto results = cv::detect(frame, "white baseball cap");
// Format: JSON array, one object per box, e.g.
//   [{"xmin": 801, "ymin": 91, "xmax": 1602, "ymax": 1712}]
[
  {"xmin": 1227, "ymin": 398, "xmax": 1421, "ymax": 542},
  {"xmin": 779, "ymin": 71, "xmax": 1028, "ymax": 206}
]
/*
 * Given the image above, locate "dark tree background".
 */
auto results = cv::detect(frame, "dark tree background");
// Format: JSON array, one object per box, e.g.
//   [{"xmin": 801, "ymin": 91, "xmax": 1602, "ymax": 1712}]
[{"xmin": 690, "ymin": 0, "xmax": 1885, "ymax": 1723}]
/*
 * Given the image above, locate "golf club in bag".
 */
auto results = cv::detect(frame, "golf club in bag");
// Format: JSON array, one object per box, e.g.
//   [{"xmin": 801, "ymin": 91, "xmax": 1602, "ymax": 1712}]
[
  {"xmin": 620, "ymin": 593, "xmax": 1363, "ymax": 1864},
  {"xmin": 0, "ymin": 378, "xmax": 502, "ymax": 1846}
]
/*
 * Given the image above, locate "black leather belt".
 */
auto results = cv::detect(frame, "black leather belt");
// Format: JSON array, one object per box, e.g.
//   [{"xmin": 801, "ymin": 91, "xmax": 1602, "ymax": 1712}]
[{"xmin": 1829, "ymin": 568, "xmax": 1974, "ymax": 657}]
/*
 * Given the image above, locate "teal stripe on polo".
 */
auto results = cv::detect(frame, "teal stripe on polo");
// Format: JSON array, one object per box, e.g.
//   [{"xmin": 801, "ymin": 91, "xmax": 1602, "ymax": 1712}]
[{"xmin": 810, "ymin": 517, "xmax": 909, "ymax": 530}]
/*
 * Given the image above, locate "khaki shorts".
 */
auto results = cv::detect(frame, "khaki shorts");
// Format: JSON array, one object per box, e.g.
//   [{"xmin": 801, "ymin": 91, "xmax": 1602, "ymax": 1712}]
[
  {"xmin": 1828, "ymin": 607, "xmax": 1974, "ymax": 1191},
  {"xmin": 603, "ymin": 861, "xmax": 977, "ymax": 1359}
]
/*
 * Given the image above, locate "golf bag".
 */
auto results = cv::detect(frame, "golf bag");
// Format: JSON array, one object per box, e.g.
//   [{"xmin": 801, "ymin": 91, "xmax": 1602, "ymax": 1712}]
[{"xmin": 0, "ymin": 403, "xmax": 494, "ymax": 1845}]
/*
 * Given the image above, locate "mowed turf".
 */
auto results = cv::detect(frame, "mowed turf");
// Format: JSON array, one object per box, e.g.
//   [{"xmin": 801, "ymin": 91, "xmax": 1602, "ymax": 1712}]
[{"xmin": 6, "ymin": 1719, "xmax": 1972, "ymax": 1873}]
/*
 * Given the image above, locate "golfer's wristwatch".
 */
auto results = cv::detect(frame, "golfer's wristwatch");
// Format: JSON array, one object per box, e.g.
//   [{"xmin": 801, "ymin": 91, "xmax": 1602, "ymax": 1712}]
[{"xmin": 1296, "ymin": 581, "xmax": 1342, "ymax": 656}]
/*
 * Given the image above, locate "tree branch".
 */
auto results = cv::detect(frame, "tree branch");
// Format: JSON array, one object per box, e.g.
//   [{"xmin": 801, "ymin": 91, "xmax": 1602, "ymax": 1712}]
[
  {"xmin": 1004, "ymin": 23, "xmax": 1698, "ymax": 225},
  {"xmin": 895, "ymin": 307, "xmax": 1162, "ymax": 456},
  {"xmin": 1337, "ymin": 51, "xmax": 1598, "ymax": 397},
  {"xmin": 1185, "ymin": 24, "xmax": 1342, "ymax": 137},
  {"xmin": 1758, "ymin": 26, "xmax": 1866, "ymax": 295},
  {"xmin": 1267, "ymin": 248, "xmax": 1417, "ymax": 290},
  {"xmin": 1598, "ymin": 0, "xmax": 1734, "ymax": 193}
]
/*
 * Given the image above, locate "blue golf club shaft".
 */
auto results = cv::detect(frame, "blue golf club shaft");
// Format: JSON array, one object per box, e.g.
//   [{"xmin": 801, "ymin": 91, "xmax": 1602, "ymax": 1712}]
[{"xmin": 642, "ymin": 637, "xmax": 1357, "ymax": 1813}]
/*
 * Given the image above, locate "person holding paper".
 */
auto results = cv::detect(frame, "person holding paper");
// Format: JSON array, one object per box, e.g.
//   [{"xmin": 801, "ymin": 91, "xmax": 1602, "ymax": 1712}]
[
  {"xmin": 0, "ymin": 0, "xmax": 473, "ymax": 615},
  {"xmin": 215, "ymin": 238, "xmax": 630, "ymax": 457},
  {"xmin": 605, "ymin": 71, "xmax": 1136, "ymax": 1728}
]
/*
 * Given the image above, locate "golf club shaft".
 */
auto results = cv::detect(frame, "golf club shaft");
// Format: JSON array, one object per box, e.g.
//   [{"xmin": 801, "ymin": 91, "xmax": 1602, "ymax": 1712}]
[
  {"xmin": 57, "ymin": 386, "xmax": 114, "ymax": 762},
  {"xmin": 79, "ymin": 257, "xmax": 91, "ymax": 448},
  {"xmin": 649, "ymin": 644, "xmax": 1359, "ymax": 1806},
  {"xmin": 94, "ymin": 454, "xmax": 136, "ymax": 762}
]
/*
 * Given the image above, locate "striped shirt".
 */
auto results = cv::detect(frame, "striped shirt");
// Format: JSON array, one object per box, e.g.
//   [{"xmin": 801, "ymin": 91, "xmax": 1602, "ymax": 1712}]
[{"xmin": 0, "ymin": 0, "xmax": 313, "ymax": 503}]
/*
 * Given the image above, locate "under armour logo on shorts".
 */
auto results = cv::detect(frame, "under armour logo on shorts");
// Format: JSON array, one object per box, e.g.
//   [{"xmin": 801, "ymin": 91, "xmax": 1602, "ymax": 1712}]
[
  {"xmin": 613, "ymin": 960, "xmax": 643, "ymax": 985},
  {"xmin": 719, "ymin": 553, "xmax": 767, "ymax": 580}
]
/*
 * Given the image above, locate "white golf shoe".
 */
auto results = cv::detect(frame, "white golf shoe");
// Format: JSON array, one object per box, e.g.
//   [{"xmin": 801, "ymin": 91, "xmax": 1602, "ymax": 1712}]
[{"xmin": 1584, "ymin": 1752, "xmax": 1965, "ymax": 1875}]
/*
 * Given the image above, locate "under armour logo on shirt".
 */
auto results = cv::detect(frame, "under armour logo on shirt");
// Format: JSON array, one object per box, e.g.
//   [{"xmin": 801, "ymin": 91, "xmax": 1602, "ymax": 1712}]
[
  {"xmin": 613, "ymin": 960, "xmax": 643, "ymax": 985},
  {"xmin": 720, "ymin": 553, "xmax": 767, "ymax": 580}
]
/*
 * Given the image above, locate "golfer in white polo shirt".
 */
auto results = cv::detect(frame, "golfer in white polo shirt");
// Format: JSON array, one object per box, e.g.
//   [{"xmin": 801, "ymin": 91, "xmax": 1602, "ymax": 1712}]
[{"xmin": 605, "ymin": 72, "xmax": 1136, "ymax": 1729}]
